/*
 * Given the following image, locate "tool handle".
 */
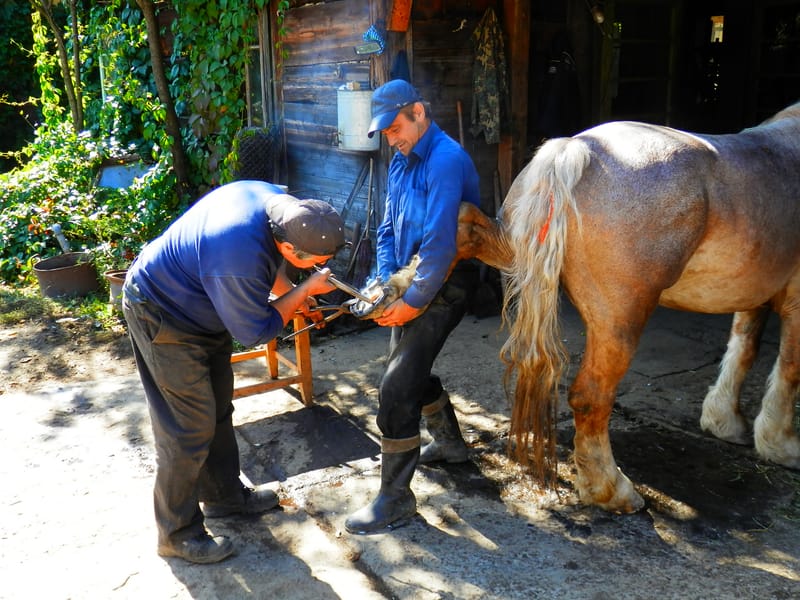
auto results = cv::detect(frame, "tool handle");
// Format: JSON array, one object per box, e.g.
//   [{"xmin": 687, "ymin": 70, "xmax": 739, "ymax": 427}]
[{"xmin": 314, "ymin": 266, "xmax": 373, "ymax": 303}]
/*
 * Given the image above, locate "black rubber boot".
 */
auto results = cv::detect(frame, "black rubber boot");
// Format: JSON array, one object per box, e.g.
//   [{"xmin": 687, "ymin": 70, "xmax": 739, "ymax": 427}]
[
  {"xmin": 420, "ymin": 392, "xmax": 469, "ymax": 464},
  {"xmin": 345, "ymin": 437, "xmax": 420, "ymax": 535}
]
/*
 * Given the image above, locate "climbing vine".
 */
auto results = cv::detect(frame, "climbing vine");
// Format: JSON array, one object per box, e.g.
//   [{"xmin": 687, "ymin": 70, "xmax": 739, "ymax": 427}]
[{"xmin": 0, "ymin": 0, "xmax": 285, "ymax": 285}]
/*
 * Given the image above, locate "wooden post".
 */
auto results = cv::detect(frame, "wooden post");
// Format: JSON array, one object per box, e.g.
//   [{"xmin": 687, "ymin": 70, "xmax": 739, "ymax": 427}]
[
  {"xmin": 387, "ymin": 0, "xmax": 412, "ymax": 32},
  {"xmin": 498, "ymin": 0, "xmax": 530, "ymax": 194}
]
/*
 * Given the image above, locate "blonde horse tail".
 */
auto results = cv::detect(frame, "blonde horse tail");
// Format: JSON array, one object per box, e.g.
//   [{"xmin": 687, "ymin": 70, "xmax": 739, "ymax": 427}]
[{"xmin": 500, "ymin": 136, "xmax": 589, "ymax": 488}]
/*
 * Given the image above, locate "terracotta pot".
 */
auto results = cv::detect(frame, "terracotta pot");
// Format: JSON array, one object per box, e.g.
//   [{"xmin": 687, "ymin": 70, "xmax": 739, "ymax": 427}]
[{"xmin": 104, "ymin": 269, "xmax": 128, "ymax": 309}]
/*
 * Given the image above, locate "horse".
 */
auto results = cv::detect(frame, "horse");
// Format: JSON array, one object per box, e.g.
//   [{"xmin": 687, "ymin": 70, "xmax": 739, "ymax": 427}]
[{"xmin": 456, "ymin": 101, "xmax": 800, "ymax": 513}]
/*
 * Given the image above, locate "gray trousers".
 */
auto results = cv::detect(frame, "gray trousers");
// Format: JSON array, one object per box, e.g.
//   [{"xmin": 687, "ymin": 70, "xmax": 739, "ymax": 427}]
[{"xmin": 122, "ymin": 282, "xmax": 241, "ymax": 544}]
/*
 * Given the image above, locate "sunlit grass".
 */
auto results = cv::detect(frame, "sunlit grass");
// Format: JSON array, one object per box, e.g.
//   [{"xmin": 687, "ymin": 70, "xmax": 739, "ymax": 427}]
[{"xmin": 0, "ymin": 283, "xmax": 121, "ymax": 331}]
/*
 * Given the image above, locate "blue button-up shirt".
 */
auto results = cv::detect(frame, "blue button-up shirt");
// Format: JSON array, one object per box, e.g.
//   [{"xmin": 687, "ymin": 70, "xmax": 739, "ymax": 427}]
[{"xmin": 376, "ymin": 122, "xmax": 480, "ymax": 308}]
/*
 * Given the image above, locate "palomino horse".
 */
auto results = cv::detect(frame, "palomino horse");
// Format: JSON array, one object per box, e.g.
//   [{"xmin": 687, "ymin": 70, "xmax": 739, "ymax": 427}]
[{"xmin": 456, "ymin": 101, "xmax": 800, "ymax": 513}]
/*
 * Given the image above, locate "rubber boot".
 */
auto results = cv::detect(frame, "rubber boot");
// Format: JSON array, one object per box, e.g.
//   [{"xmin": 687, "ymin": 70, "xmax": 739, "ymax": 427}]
[
  {"xmin": 345, "ymin": 436, "xmax": 420, "ymax": 535},
  {"xmin": 419, "ymin": 392, "xmax": 469, "ymax": 464}
]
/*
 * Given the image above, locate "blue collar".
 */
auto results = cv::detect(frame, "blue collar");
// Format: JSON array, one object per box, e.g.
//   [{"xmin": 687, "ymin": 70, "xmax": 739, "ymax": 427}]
[{"xmin": 401, "ymin": 121, "xmax": 440, "ymax": 169}]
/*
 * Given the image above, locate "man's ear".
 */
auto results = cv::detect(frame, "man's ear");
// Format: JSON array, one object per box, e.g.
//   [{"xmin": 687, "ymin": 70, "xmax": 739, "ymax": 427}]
[
  {"xmin": 276, "ymin": 240, "xmax": 296, "ymax": 258},
  {"xmin": 413, "ymin": 101, "xmax": 425, "ymax": 121}
]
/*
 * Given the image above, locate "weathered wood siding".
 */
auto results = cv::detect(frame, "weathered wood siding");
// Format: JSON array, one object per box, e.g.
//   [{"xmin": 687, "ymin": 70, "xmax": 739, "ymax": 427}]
[
  {"xmin": 281, "ymin": 0, "xmax": 375, "ymax": 242},
  {"xmin": 411, "ymin": 13, "xmax": 500, "ymax": 215},
  {"xmin": 278, "ymin": 0, "xmax": 505, "ymax": 267}
]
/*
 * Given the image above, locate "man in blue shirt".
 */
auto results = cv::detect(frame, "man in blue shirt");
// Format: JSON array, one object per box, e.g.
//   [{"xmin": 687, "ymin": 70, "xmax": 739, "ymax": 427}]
[
  {"xmin": 346, "ymin": 80, "xmax": 480, "ymax": 534},
  {"xmin": 123, "ymin": 181, "xmax": 345, "ymax": 563}
]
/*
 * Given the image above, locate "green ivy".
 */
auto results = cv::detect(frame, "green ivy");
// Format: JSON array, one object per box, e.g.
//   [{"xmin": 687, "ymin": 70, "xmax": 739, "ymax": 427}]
[
  {"xmin": 0, "ymin": 0, "xmax": 284, "ymax": 285},
  {"xmin": 0, "ymin": 122, "xmax": 181, "ymax": 284},
  {"xmin": 171, "ymin": 0, "xmax": 276, "ymax": 191}
]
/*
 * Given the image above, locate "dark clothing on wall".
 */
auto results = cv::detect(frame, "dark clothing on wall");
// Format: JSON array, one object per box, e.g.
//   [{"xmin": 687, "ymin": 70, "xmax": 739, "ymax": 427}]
[{"xmin": 470, "ymin": 7, "xmax": 510, "ymax": 144}]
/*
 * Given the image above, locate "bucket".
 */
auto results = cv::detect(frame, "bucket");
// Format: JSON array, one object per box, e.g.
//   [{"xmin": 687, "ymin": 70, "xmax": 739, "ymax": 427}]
[
  {"xmin": 33, "ymin": 252, "xmax": 100, "ymax": 298},
  {"xmin": 104, "ymin": 269, "xmax": 128, "ymax": 310},
  {"xmin": 337, "ymin": 89, "xmax": 380, "ymax": 151}
]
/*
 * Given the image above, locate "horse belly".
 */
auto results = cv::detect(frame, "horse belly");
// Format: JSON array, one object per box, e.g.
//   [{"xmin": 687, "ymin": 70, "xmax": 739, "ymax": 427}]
[{"xmin": 659, "ymin": 244, "xmax": 797, "ymax": 313}]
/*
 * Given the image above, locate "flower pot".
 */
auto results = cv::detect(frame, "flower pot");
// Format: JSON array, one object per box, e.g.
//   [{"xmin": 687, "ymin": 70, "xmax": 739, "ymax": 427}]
[
  {"xmin": 104, "ymin": 269, "xmax": 128, "ymax": 310},
  {"xmin": 33, "ymin": 252, "xmax": 100, "ymax": 298}
]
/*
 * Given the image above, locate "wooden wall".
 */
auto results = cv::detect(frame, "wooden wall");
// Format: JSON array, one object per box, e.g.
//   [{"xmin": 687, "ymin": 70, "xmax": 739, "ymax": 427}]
[
  {"xmin": 411, "ymin": 9, "xmax": 501, "ymax": 215},
  {"xmin": 277, "ymin": 0, "xmax": 508, "ymax": 268},
  {"xmin": 280, "ymin": 0, "xmax": 375, "ymax": 247}
]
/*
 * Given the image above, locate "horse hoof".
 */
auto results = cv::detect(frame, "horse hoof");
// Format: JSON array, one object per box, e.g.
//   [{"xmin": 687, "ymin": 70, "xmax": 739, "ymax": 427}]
[
  {"xmin": 578, "ymin": 472, "xmax": 645, "ymax": 514},
  {"xmin": 597, "ymin": 491, "xmax": 645, "ymax": 514},
  {"xmin": 700, "ymin": 411, "xmax": 750, "ymax": 446},
  {"xmin": 754, "ymin": 416, "xmax": 800, "ymax": 469}
]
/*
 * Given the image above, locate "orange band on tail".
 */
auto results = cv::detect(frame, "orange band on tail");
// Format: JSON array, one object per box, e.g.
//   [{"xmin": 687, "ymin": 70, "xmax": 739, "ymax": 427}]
[{"xmin": 538, "ymin": 193, "xmax": 554, "ymax": 243}]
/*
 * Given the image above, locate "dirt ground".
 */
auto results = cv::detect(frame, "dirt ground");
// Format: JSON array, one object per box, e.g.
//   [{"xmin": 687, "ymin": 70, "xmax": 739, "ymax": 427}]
[{"xmin": 2, "ymin": 298, "xmax": 800, "ymax": 599}]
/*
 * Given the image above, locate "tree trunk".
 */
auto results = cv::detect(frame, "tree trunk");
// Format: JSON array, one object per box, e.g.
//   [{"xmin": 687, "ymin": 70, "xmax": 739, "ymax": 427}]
[
  {"xmin": 68, "ymin": 0, "xmax": 83, "ymax": 130},
  {"xmin": 135, "ymin": 0, "xmax": 191, "ymax": 198},
  {"xmin": 33, "ymin": 0, "xmax": 82, "ymax": 132}
]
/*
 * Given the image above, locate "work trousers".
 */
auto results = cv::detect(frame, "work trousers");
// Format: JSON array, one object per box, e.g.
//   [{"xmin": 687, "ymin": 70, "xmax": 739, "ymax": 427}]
[
  {"xmin": 377, "ymin": 263, "xmax": 478, "ymax": 439},
  {"xmin": 122, "ymin": 281, "xmax": 241, "ymax": 544}
]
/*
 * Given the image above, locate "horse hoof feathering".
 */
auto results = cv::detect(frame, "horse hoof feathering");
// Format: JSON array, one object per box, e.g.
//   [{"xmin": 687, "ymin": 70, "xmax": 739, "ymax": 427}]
[
  {"xmin": 349, "ymin": 255, "xmax": 422, "ymax": 320},
  {"xmin": 454, "ymin": 101, "xmax": 800, "ymax": 512}
]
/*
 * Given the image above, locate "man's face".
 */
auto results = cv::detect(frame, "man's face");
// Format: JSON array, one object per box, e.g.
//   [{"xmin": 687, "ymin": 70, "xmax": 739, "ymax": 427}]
[
  {"xmin": 381, "ymin": 104, "xmax": 425, "ymax": 156},
  {"xmin": 287, "ymin": 252, "xmax": 332, "ymax": 270},
  {"xmin": 277, "ymin": 241, "xmax": 332, "ymax": 269}
]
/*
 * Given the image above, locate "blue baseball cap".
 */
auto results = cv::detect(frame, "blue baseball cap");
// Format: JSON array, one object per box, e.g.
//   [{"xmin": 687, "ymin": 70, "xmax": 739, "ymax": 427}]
[{"xmin": 367, "ymin": 80, "xmax": 422, "ymax": 138}]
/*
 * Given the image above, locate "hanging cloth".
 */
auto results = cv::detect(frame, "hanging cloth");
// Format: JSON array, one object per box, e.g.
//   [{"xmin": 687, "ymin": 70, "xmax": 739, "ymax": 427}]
[{"xmin": 470, "ymin": 8, "xmax": 510, "ymax": 144}]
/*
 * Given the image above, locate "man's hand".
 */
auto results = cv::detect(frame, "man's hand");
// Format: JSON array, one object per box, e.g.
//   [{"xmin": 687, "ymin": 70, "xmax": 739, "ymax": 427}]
[
  {"xmin": 298, "ymin": 295, "xmax": 324, "ymax": 326},
  {"xmin": 271, "ymin": 267, "xmax": 336, "ymax": 327},
  {"xmin": 375, "ymin": 298, "xmax": 422, "ymax": 327}
]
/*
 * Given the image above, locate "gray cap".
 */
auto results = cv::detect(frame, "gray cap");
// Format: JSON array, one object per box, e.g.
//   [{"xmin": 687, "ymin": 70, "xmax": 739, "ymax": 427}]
[{"xmin": 267, "ymin": 195, "xmax": 345, "ymax": 256}]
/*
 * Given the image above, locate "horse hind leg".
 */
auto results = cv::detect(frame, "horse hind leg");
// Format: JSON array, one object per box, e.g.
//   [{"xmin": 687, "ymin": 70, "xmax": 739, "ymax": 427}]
[
  {"xmin": 569, "ymin": 320, "xmax": 649, "ymax": 514},
  {"xmin": 754, "ymin": 300, "xmax": 800, "ymax": 468},
  {"xmin": 701, "ymin": 307, "xmax": 770, "ymax": 445}
]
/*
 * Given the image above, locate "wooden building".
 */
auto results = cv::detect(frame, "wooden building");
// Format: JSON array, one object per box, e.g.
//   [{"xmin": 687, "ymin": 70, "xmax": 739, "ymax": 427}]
[{"xmin": 244, "ymin": 0, "xmax": 800, "ymax": 256}]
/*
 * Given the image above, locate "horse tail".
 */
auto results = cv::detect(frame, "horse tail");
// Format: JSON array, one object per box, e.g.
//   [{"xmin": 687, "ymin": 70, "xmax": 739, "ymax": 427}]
[{"xmin": 500, "ymin": 136, "xmax": 589, "ymax": 487}]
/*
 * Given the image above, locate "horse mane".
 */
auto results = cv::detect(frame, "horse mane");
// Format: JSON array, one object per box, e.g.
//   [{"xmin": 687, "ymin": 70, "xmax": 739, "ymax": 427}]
[{"xmin": 500, "ymin": 136, "xmax": 590, "ymax": 487}]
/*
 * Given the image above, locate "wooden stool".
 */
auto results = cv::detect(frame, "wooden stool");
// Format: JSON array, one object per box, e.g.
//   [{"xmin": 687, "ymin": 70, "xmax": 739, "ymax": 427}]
[{"xmin": 231, "ymin": 314, "xmax": 313, "ymax": 405}]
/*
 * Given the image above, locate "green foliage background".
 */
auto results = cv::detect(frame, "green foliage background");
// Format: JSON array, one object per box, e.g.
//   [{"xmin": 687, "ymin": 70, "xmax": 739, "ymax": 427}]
[
  {"xmin": 0, "ymin": 2, "xmax": 39, "ymax": 173},
  {"xmin": 0, "ymin": 0, "xmax": 284, "ymax": 285}
]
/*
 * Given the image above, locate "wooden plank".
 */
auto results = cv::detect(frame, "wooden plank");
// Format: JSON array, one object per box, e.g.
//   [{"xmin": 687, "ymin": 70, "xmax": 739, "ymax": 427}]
[
  {"xmin": 282, "ymin": 1, "xmax": 371, "ymax": 67},
  {"xmin": 388, "ymin": 0, "xmax": 412, "ymax": 31}
]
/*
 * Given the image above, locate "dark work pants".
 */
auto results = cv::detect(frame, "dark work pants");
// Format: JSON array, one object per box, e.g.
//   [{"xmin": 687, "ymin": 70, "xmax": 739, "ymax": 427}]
[
  {"xmin": 122, "ymin": 283, "xmax": 241, "ymax": 545},
  {"xmin": 377, "ymin": 263, "xmax": 478, "ymax": 439}
]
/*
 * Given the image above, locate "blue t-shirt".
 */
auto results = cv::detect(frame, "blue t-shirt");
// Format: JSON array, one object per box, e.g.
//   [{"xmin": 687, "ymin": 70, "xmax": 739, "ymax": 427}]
[
  {"xmin": 128, "ymin": 180, "xmax": 286, "ymax": 347},
  {"xmin": 376, "ymin": 122, "xmax": 480, "ymax": 308}
]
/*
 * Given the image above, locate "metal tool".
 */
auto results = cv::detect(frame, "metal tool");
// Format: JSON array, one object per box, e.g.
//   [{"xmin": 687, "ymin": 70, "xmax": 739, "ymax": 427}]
[
  {"xmin": 314, "ymin": 266, "xmax": 374, "ymax": 303},
  {"xmin": 347, "ymin": 279, "xmax": 387, "ymax": 319},
  {"xmin": 283, "ymin": 300, "xmax": 357, "ymax": 340}
]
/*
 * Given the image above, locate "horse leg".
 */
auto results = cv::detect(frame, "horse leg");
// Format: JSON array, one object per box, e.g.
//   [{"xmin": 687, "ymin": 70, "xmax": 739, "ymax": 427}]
[
  {"xmin": 753, "ymin": 302, "xmax": 800, "ymax": 468},
  {"xmin": 700, "ymin": 307, "xmax": 770, "ymax": 444},
  {"xmin": 569, "ymin": 320, "xmax": 648, "ymax": 513}
]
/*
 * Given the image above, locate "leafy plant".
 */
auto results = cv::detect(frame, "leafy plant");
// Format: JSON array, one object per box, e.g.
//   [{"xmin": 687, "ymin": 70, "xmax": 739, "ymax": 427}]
[{"xmin": 1, "ymin": 0, "xmax": 285, "ymax": 287}]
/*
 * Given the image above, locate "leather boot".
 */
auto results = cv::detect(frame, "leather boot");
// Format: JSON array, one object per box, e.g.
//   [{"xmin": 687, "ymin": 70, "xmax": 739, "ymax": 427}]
[
  {"xmin": 201, "ymin": 483, "xmax": 279, "ymax": 518},
  {"xmin": 345, "ymin": 436, "xmax": 420, "ymax": 535},
  {"xmin": 157, "ymin": 530, "xmax": 234, "ymax": 564},
  {"xmin": 419, "ymin": 392, "xmax": 469, "ymax": 464}
]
